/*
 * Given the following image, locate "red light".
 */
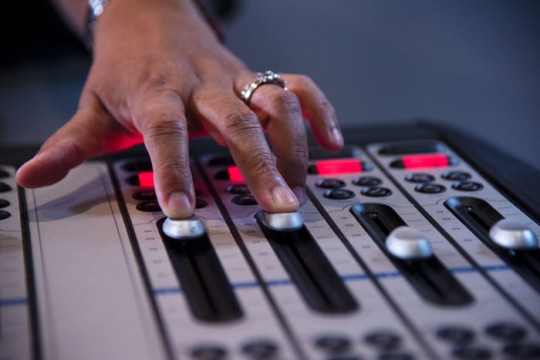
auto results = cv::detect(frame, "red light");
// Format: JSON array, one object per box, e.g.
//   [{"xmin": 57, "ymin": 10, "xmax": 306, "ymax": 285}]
[
  {"xmin": 402, "ymin": 154, "xmax": 448, "ymax": 169},
  {"xmin": 315, "ymin": 159, "xmax": 362, "ymax": 175},
  {"xmin": 138, "ymin": 172, "xmax": 154, "ymax": 188},
  {"xmin": 228, "ymin": 166, "xmax": 245, "ymax": 182}
]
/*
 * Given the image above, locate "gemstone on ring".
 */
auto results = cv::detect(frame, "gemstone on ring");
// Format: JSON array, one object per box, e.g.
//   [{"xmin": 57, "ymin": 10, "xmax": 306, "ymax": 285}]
[{"xmin": 240, "ymin": 70, "xmax": 287, "ymax": 105}]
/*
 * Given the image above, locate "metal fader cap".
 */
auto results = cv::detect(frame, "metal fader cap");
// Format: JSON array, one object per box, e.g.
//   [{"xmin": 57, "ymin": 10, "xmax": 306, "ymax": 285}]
[
  {"xmin": 162, "ymin": 216, "xmax": 206, "ymax": 240},
  {"xmin": 260, "ymin": 211, "xmax": 304, "ymax": 232},
  {"xmin": 386, "ymin": 226, "xmax": 434, "ymax": 260},
  {"xmin": 489, "ymin": 219, "xmax": 538, "ymax": 250}
]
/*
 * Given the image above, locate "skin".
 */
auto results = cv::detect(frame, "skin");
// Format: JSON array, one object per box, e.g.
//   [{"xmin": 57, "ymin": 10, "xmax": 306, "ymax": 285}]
[{"xmin": 16, "ymin": 0, "xmax": 344, "ymax": 219}]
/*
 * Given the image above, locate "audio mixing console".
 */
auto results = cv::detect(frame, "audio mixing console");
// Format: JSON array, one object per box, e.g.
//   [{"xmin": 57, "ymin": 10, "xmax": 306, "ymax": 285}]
[{"xmin": 1, "ymin": 124, "xmax": 539, "ymax": 360}]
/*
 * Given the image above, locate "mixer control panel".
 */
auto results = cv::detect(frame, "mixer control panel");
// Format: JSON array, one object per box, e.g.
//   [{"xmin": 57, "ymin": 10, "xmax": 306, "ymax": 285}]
[{"xmin": 2, "ymin": 138, "xmax": 539, "ymax": 360}]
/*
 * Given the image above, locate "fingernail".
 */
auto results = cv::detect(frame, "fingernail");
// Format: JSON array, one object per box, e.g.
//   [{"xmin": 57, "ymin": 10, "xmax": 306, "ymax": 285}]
[
  {"xmin": 272, "ymin": 186, "xmax": 299, "ymax": 207},
  {"xmin": 293, "ymin": 186, "xmax": 306, "ymax": 205},
  {"xmin": 167, "ymin": 192, "xmax": 193, "ymax": 218},
  {"xmin": 332, "ymin": 127, "xmax": 344, "ymax": 146}
]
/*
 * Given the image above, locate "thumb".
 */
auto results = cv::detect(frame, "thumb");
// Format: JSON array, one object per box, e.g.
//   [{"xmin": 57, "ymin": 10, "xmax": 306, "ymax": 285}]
[{"xmin": 16, "ymin": 100, "xmax": 137, "ymax": 188}]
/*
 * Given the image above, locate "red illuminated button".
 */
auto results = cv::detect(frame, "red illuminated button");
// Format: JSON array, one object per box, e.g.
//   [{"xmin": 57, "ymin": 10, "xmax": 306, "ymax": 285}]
[
  {"xmin": 391, "ymin": 154, "xmax": 450, "ymax": 169},
  {"xmin": 138, "ymin": 172, "xmax": 155, "ymax": 188},
  {"xmin": 312, "ymin": 159, "xmax": 362, "ymax": 175},
  {"xmin": 227, "ymin": 167, "xmax": 245, "ymax": 182}
]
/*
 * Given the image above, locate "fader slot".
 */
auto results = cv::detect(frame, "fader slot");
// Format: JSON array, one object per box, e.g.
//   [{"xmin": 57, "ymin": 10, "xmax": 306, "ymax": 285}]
[
  {"xmin": 350, "ymin": 203, "xmax": 473, "ymax": 306},
  {"xmin": 445, "ymin": 196, "xmax": 540, "ymax": 292},
  {"xmin": 255, "ymin": 212, "xmax": 358, "ymax": 314},
  {"xmin": 157, "ymin": 217, "xmax": 243, "ymax": 323}
]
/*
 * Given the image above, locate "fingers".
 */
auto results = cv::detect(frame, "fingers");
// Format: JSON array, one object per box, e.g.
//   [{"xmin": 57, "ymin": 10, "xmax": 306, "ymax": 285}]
[
  {"xmin": 282, "ymin": 74, "xmax": 344, "ymax": 152},
  {"xmin": 249, "ymin": 86, "xmax": 308, "ymax": 203},
  {"xmin": 16, "ymin": 96, "xmax": 133, "ymax": 188},
  {"xmin": 134, "ymin": 90, "xmax": 194, "ymax": 219},
  {"xmin": 192, "ymin": 89, "xmax": 300, "ymax": 213}
]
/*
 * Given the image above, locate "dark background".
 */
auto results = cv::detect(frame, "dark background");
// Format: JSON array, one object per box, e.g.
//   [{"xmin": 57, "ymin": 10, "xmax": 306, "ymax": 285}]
[{"xmin": 1, "ymin": 1, "xmax": 539, "ymax": 170}]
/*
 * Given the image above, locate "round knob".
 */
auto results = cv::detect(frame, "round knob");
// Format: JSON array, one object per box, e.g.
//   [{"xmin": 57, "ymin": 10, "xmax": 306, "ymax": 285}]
[
  {"xmin": 162, "ymin": 216, "xmax": 205, "ymax": 240},
  {"xmin": 386, "ymin": 226, "xmax": 433, "ymax": 260},
  {"xmin": 489, "ymin": 219, "xmax": 538, "ymax": 250},
  {"xmin": 260, "ymin": 211, "xmax": 304, "ymax": 232}
]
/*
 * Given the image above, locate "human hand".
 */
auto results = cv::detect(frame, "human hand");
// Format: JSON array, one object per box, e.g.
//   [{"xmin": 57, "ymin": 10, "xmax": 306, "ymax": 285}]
[{"xmin": 16, "ymin": 0, "xmax": 343, "ymax": 218}]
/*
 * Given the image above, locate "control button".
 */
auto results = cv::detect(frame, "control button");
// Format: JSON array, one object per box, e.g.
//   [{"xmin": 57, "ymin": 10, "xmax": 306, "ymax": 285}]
[
  {"xmin": 485, "ymin": 322, "xmax": 527, "ymax": 343},
  {"xmin": 489, "ymin": 219, "xmax": 538, "ymax": 250},
  {"xmin": 442, "ymin": 171, "xmax": 471, "ymax": 181},
  {"xmin": 0, "ymin": 210, "xmax": 11, "ymax": 220},
  {"xmin": 316, "ymin": 178, "xmax": 346, "ymax": 189},
  {"xmin": 226, "ymin": 184, "xmax": 251, "ymax": 195},
  {"xmin": 241, "ymin": 339, "xmax": 278, "ymax": 359},
  {"xmin": 190, "ymin": 345, "xmax": 227, "ymax": 360},
  {"xmin": 259, "ymin": 211, "xmax": 304, "ymax": 231},
  {"xmin": 324, "ymin": 189, "xmax": 355, "ymax": 200},
  {"xmin": 415, "ymin": 183, "xmax": 446, "ymax": 194},
  {"xmin": 352, "ymin": 176, "xmax": 382, "ymax": 187},
  {"xmin": 361, "ymin": 187, "xmax": 392, "ymax": 198},
  {"xmin": 0, "ymin": 199, "xmax": 10, "ymax": 209},
  {"xmin": 195, "ymin": 199, "xmax": 208, "ymax": 209},
  {"xmin": 132, "ymin": 190, "xmax": 157, "ymax": 201},
  {"xmin": 451, "ymin": 347, "xmax": 492, "ymax": 360},
  {"xmin": 232, "ymin": 195, "xmax": 258, "ymax": 206},
  {"xmin": 125, "ymin": 175, "xmax": 141, "ymax": 186},
  {"xmin": 136, "ymin": 201, "xmax": 161, "ymax": 212},
  {"xmin": 436, "ymin": 326, "xmax": 475, "ymax": 345},
  {"xmin": 391, "ymin": 154, "xmax": 450, "ymax": 169},
  {"xmin": 163, "ymin": 216, "xmax": 205, "ymax": 240},
  {"xmin": 452, "ymin": 181, "xmax": 483, "ymax": 192},
  {"xmin": 0, "ymin": 169, "xmax": 9, "ymax": 178},
  {"xmin": 214, "ymin": 170, "xmax": 230, "ymax": 180},
  {"xmin": 378, "ymin": 353, "xmax": 415, "ymax": 360},
  {"xmin": 0, "ymin": 182, "xmax": 12, "ymax": 193},
  {"xmin": 502, "ymin": 343, "xmax": 540, "ymax": 359},
  {"xmin": 405, "ymin": 173, "xmax": 435, "ymax": 183},
  {"xmin": 122, "ymin": 160, "xmax": 152, "ymax": 172},
  {"xmin": 386, "ymin": 227, "xmax": 433, "ymax": 260},
  {"xmin": 314, "ymin": 335, "xmax": 351, "ymax": 354},
  {"xmin": 208, "ymin": 156, "xmax": 235, "ymax": 166},
  {"xmin": 313, "ymin": 159, "xmax": 363, "ymax": 175},
  {"xmin": 364, "ymin": 330, "xmax": 402, "ymax": 350}
]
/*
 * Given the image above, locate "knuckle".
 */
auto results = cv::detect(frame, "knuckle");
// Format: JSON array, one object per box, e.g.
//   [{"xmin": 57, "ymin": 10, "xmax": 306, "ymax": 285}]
[
  {"xmin": 221, "ymin": 111, "xmax": 260, "ymax": 138},
  {"xmin": 156, "ymin": 158, "xmax": 190, "ymax": 181},
  {"xmin": 287, "ymin": 74, "xmax": 316, "ymax": 89},
  {"xmin": 271, "ymin": 91, "xmax": 301, "ymax": 115},
  {"xmin": 143, "ymin": 118, "xmax": 187, "ymax": 142},
  {"xmin": 245, "ymin": 151, "xmax": 276, "ymax": 177},
  {"xmin": 293, "ymin": 74, "xmax": 314, "ymax": 88},
  {"xmin": 322, "ymin": 100, "xmax": 337, "ymax": 120}
]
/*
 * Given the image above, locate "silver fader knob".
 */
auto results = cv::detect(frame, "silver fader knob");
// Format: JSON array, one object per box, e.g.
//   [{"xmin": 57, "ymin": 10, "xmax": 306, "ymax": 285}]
[
  {"xmin": 260, "ymin": 211, "xmax": 304, "ymax": 232},
  {"xmin": 386, "ymin": 226, "xmax": 434, "ymax": 260},
  {"xmin": 489, "ymin": 219, "xmax": 538, "ymax": 250},
  {"xmin": 162, "ymin": 216, "xmax": 205, "ymax": 240}
]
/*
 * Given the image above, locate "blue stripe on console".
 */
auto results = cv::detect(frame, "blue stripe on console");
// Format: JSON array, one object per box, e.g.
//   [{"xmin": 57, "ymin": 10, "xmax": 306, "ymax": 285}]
[{"xmin": 0, "ymin": 298, "xmax": 27, "ymax": 307}]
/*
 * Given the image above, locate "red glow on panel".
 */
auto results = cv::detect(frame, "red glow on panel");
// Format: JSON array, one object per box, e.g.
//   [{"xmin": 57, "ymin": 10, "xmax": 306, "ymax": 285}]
[
  {"xmin": 228, "ymin": 167, "xmax": 245, "ymax": 182},
  {"xmin": 315, "ymin": 159, "xmax": 362, "ymax": 175},
  {"xmin": 402, "ymin": 154, "xmax": 449, "ymax": 169},
  {"xmin": 138, "ymin": 172, "xmax": 155, "ymax": 188}
]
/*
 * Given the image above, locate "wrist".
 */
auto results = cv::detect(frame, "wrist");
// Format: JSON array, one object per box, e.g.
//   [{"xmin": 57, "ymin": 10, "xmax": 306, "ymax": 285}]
[
  {"xmin": 84, "ymin": 0, "xmax": 109, "ymax": 50},
  {"xmin": 83, "ymin": 0, "xmax": 223, "ymax": 51}
]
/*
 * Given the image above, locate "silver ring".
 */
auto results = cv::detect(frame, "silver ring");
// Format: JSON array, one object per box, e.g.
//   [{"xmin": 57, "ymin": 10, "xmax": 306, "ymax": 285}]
[{"xmin": 240, "ymin": 70, "xmax": 287, "ymax": 105}]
